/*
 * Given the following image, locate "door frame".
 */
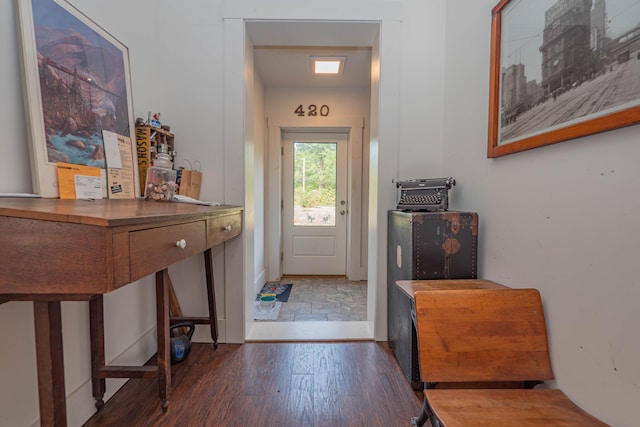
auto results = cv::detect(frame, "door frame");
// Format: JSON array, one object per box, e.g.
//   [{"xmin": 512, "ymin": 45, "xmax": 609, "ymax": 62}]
[{"xmin": 266, "ymin": 119, "xmax": 365, "ymax": 282}]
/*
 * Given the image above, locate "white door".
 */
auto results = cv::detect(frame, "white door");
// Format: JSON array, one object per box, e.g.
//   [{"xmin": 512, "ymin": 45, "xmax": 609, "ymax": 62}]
[{"xmin": 282, "ymin": 132, "xmax": 348, "ymax": 275}]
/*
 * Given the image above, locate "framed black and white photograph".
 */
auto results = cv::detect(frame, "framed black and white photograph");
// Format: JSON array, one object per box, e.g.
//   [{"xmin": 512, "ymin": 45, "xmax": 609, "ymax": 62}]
[
  {"xmin": 16, "ymin": 0, "xmax": 136, "ymax": 196},
  {"xmin": 488, "ymin": 0, "xmax": 640, "ymax": 157}
]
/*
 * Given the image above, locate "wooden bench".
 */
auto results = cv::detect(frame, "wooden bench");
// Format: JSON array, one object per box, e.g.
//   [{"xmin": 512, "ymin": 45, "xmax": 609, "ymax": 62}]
[{"xmin": 411, "ymin": 288, "xmax": 609, "ymax": 427}]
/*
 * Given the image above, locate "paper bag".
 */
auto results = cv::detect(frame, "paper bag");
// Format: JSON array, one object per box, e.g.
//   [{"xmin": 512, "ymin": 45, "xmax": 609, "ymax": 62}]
[{"xmin": 179, "ymin": 169, "xmax": 202, "ymax": 199}]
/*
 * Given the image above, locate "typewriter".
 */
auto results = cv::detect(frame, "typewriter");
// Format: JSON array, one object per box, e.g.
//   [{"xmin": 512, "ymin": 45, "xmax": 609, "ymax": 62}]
[{"xmin": 394, "ymin": 177, "xmax": 456, "ymax": 211}]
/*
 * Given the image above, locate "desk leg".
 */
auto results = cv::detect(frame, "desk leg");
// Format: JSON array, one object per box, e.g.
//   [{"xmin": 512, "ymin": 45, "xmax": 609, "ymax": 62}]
[
  {"xmin": 89, "ymin": 295, "xmax": 106, "ymax": 409},
  {"xmin": 203, "ymin": 248, "xmax": 218, "ymax": 347},
  {"xmin": 33, "ymin": 301, "xmax": 67, "ymax": 427},
  {"xmin": 156, "ymin": 270, "xmax": 171, "ymax": 412}
]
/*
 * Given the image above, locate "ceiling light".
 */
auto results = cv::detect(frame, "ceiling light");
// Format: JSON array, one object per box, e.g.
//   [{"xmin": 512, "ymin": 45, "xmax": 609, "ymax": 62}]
[
  {"xmin": 311, "ymin": 57, "xmax": 346, "ymax": 75},
  {"xmin": 315, "ymin": 60, "xmax": 341, "ymax": 74}
]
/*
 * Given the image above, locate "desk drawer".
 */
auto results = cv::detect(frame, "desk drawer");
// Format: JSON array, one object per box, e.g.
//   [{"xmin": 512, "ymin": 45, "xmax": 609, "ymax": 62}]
[
  {"xmin": 207, "ymin": 212, "xmax": 242, "ymax": 247},
  {"xmin": 130, "ymin": 221, "xmax": 206, "ymax": 281}
]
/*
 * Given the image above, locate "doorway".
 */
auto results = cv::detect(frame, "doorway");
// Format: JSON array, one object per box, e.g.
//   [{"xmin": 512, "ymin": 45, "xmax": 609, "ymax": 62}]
[
  {"xmin": 282, "ymin": 131, "xmax": 348, "ymax": 275},
  {"xmin": 227, "ymin": 17, "xmax": 398, "ymax": 342}
]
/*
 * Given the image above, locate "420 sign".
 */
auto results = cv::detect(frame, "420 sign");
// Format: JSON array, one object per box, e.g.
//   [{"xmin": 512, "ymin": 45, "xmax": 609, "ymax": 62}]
[{"xmin": 294, "ymin": 104, "xmax": 330, "ymax": 117}]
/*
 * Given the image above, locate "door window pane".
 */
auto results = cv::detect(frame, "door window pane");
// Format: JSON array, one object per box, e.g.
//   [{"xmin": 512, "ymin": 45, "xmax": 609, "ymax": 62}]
[{"xmin": 293, "ymin": 142, "xmax": 336, "ymax": 226}]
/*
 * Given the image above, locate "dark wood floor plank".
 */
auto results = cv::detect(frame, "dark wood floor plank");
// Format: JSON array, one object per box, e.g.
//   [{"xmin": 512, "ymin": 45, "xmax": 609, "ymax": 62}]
[
  {"xmin": 286, "ymin": 374, "xmax": 314, "ymax": 425},
  {"xmin": 314, "ymin": 395, "xmax": 368, "ymax": 427},
  {"xmin": 314, "ymin": 343, "xmax": 363, "ymax": 396},
  {"xmin": 83, "ymin": 341, "xmax": 422, "ymax": 427},
  {"xmin": 291, "ymin": 343, "xmax": 314, "ymax": 374}
]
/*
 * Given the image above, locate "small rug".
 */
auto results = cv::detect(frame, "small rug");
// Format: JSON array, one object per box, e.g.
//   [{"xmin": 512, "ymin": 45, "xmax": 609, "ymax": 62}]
[
  {"xmin": 253, "ymin": 300, "xmax": 282, "ymax": 320},
  {"xmin": 256, "ymin": 283, "xmax": 293, "ymax": 302}
]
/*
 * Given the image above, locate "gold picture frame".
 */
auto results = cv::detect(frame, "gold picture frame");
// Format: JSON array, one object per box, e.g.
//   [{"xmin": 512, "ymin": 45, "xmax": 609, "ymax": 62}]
[{"xmin": 488, "ymin": 0, "xmax": 640, "ymax": 158}]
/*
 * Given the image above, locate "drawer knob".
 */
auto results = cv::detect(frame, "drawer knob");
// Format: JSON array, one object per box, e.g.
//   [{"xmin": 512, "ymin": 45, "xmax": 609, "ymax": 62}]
[
  {"xmin": 176, "ymin": 239, "xmax": 187, "ymax": 249},
  {"xmin": 224, "ymin": 225, "xmax": 232, "ymax": 232}
]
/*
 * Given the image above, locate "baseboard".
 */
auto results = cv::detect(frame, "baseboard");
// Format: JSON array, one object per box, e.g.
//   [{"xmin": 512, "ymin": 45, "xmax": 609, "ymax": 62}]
[
  {"xmin": 254, "ymin": 269, "xmax": 266, "ymax": 295},
  {"xmin": 191, "ymin": 318, "xmax": 226, "ymax": 343},
  {"xmin": 62, "ymin": 326, "xmax": 158, "ymax": 427}
]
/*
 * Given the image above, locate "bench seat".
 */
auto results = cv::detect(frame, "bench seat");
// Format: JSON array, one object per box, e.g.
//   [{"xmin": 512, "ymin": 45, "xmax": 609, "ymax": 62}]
[
  {"xmin": 426, "ymin": 389, "xmax": 608, "ymax": 426},
  {"xmin": 411, "ymin": 288, "xmax": 609, "ymax": 427}
]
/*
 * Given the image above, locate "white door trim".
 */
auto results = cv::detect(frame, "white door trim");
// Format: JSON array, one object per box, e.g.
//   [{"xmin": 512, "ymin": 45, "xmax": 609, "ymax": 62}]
[{"xmin": 266, "ymin": 119, "xmax": 364, "ymax": 282}]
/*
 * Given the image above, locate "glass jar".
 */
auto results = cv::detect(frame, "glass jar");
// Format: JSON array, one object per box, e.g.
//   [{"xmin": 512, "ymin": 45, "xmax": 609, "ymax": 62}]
[
  {"xmin": 144, "ymin": 166, "xmax": 176, "ymax": 201},
  {"xmin": 154, "ymin": 152, "xmax": 173, "ymax": 169},
  {"xmin": 154, "ymin": 144, "xmax": 173, "ymax": 169}
]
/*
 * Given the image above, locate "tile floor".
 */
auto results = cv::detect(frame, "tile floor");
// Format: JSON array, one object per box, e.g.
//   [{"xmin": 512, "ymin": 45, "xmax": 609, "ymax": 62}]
[{"xmin": 260, "ymin": 276, "xmax": 368, "ymax": 322}]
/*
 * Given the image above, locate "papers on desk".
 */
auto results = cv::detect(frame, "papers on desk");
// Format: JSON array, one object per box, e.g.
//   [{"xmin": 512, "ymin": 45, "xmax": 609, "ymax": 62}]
[
  {"xmin": 173, "ymin": 195, "xmax": 221, "ymax": 206},
  {"xmin": 103, "ymin": 131, "xmax": 136, "ymax": 199},
  {"xmin": 53, "ymin": 132, "xmax": 135, "ymax": 200},
  {"xmin": 56, "ymin": 162, "xmax": 104, "ymax": 200}
]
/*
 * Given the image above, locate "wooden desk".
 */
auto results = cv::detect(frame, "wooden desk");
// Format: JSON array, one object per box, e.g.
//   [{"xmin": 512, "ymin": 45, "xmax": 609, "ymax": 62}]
[
  {"xmin": 0, "ymin": 198, "xmax": 242, "ymax": 426},
  {"xmin": 395, "ymin": 279, "xmax": 509, "ymax": 300},
  {"xmin": 395, "ymin": 279, "xmax": 511, "ymax": 336},
  {"xmin": 394, "ymin": 279, "xmax": 511, "ymax": 390}
]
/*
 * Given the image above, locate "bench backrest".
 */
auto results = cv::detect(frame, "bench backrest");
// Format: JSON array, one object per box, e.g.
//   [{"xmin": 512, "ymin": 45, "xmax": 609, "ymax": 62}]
[{"xmin": 414, "ymin": 288, "xmax": 554, "ymax": 383}]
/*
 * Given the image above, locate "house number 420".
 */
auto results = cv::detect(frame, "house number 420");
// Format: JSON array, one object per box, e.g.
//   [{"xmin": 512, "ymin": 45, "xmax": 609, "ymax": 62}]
[{"xmin": 294, "ymin": 104, "xmax": 330, "ymax": 117}]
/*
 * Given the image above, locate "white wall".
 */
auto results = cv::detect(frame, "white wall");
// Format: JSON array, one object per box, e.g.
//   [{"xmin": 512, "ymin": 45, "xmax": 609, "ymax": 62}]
[
  {"xmin": 1, "ymin": 0, "xmax": 635, "ymax": 425},
  {"xmin": 0, "ymin": 0, "xmax": 31, "ymax": 195},
  {"xmin": 265, "ymin": 88, "xmax": 371, "ymax": 119},
  {"xmin": 396, "ymin": 0, "xmax": 447, "ymax": 179},
  {"xmin": 443, "ymin": 1, "xmax": 640, "ymax": 425}
]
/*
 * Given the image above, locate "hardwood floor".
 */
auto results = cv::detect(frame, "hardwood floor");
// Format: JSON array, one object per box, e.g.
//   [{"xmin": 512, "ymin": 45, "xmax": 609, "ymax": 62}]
[{"xmin": 83, "ymin": 342, "xmax": 423, "ymax": 426}]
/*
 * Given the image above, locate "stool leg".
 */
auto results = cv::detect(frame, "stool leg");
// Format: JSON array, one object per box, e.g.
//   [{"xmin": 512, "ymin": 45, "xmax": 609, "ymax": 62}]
[
  {"xmin": 156, "ymin": 270, "xmax": 171, "ymax": 412},
  {"xmin": 204, "ymin": 248, "xmax": 218, "ymax": 348},
  {"xmin": 411, "ymin": 397, "xmax": 429, "ymax": 427},
  {"xmin": 89, "ymin": 295, "xmax": 106, "ymax": 410},
  {"xmin": 33, "ymin": 301, "xmax": 67, "ymax": 426},
  {"xmin": 412, "ymin": 396, "xmax": 439, "ymax": 427}
]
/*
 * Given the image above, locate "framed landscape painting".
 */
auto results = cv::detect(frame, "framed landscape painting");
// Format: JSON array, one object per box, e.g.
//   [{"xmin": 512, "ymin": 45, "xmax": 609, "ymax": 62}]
[
  {"xmin": 488, "ymin": 0, "xmax": 640, "ymax": 157},
  {"xmin": 16, "ymin": 0, "xmax": 136, "ymax": 196}
]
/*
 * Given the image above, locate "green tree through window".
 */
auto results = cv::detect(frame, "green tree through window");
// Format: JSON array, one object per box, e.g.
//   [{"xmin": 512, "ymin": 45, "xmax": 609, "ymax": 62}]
[{"xmin": 293, "ymin": 142, "xmax": 337, "ymax": 225}]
